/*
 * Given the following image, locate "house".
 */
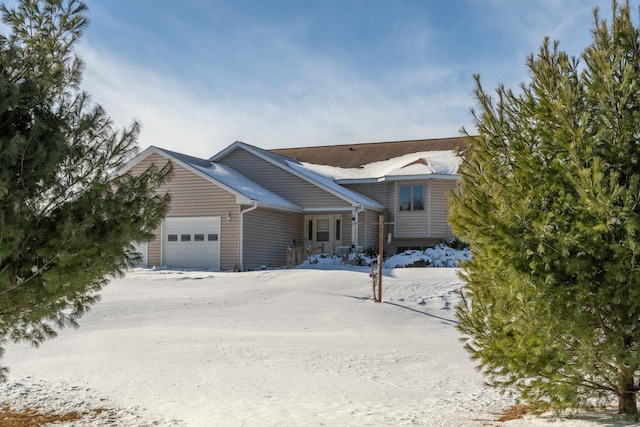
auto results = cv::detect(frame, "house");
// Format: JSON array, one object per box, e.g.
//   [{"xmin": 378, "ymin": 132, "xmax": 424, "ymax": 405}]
[{"xmin": 120, "ymin": 137, "xmax": 468, "ymax": 271}]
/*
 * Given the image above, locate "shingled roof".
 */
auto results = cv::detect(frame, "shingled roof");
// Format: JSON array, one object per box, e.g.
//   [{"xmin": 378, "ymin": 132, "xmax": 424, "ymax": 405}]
[{"xmin": 270, "ymin": 136, "xmax": 469, "ymax": 169}]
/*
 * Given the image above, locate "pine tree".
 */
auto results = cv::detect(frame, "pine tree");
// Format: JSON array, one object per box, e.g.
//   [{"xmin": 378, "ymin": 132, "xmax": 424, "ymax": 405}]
[
  {"xmin": 0, "ymin": 0, "xmax": 170, "ymax": 378},
  {"xmin": 449, "ymin": 0, "xmax": 640, "ymax": 417}
]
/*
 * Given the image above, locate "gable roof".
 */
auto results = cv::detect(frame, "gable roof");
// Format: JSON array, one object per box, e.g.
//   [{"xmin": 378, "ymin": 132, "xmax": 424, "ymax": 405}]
[
  {"xmin": 119, "ymin": 146, "xmax": 302, "ymax": 212},
  {"xmin": 211, "ymin": 141, "xmax": 384, "ymax": 210},
  {"xmin": 270, "ymin": 136, "xmax": 469, "ymax": 169}
]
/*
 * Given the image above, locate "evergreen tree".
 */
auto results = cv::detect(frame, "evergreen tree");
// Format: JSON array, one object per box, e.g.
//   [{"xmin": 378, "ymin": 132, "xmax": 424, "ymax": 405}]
[
  {"xmin": 450, "ymin": 1, "xmax": 640, "ymax": 416},
  {"xmin": 0, "ymin": 0, "xmax": 170, "ymax": 378}
]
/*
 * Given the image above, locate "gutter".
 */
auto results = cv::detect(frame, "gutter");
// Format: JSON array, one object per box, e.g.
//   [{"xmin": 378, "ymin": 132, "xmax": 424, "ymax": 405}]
[
  {"xmin": 380, "ymin": 174, "xmax": 460, "ymax": 182},
  {"xmin": 335, "ymin": 174, "xmax": 460, "ymax": 184},
  {"xmin": 239, "ymin": 202, "xmax": 259, "ymax": 271}
]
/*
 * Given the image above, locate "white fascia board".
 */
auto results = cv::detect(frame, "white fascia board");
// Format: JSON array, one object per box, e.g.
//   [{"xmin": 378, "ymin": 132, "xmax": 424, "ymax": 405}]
[
  {"xmin": 303, "ymin": 205, "xmax": 384, "ymax": 213},
  {"xmin": 252, "ymin": 200, "xmax": 303, "ymax": 213},
  {"xmin": 351, "ymin": 200, "xmax": 383, "ymax": 210},
  {"xmin": 334, "ymin": 178, "xmax": 379, "ymax": 185},
  {"xmin": 302, "ymin": 207, "xmax": 358, "ymax": 213},
  {"xmin": 335, "ymin": 174, "xmax": 460, "ymax": 184},
  {"xmin": 235, "ymin": 194, "xmax": 253, "ymax": 205},
  {"xmin": 362, "ymin": 205, "xmax": 384, "ymax": 212},
  {"xmin": 381, "ymin": 174, "xmax": 460, "ymax": 182}
]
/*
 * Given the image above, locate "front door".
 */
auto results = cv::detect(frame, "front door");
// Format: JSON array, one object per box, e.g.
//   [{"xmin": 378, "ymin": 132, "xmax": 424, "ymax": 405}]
[{"xmin": 305, "ymin": 215, "xmax": 342, "ymax": 254}]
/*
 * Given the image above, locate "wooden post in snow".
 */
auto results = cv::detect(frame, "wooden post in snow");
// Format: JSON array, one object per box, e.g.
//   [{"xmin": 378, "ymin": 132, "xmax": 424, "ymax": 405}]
[{"xmin": 377, "ymin": 213, "xmax": 384, "ymax": 303}]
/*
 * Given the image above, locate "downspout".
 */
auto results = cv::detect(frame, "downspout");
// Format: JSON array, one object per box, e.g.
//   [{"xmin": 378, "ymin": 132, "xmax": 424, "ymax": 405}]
[
  {"xmin": 352, "ymin": 205, "xmax": 365, "ymax": 250},
  {"xmin": 239, "ymin": 202, "xmax": 258, "ymax": 271}
]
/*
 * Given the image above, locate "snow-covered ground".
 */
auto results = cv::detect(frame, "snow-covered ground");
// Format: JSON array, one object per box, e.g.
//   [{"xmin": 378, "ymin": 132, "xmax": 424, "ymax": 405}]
[{"xmin": 0, "ymin": 265, "xmax": 636, "ymax": 426}]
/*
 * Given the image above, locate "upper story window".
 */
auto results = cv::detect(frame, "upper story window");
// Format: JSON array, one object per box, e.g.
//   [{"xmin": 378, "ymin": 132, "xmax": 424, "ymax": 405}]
[{"xmin": 399, "ymin": 184, "xmax": 425, "ymax": 211}]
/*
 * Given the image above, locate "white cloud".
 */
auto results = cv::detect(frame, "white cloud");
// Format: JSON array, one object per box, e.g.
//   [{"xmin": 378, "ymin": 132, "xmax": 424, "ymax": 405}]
[
  {"xmin": 480, "ymin": 0, "xmax": 608, "ymax": 54},
  {"xmin": 79, "ymin": 41, "xmax": 474, "ymax": 158}
]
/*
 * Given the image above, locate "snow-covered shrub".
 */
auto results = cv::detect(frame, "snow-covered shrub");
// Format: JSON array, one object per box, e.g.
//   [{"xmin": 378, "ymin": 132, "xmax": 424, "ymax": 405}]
[
  {"xmin": 347, "ymin": 252, "xmax": 375, "ymax": 266},
  {"xmin": 295, "ymin": 242, "xmax": 470, "ymax": 269},
  {"xmin": 383, "ymin": 243, "xmax": 470, "ymax": 268}
]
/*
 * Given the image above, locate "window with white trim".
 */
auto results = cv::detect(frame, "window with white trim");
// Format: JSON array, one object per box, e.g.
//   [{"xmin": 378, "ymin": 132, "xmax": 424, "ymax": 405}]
[{"xmin": 399, "ymin": 184, "xmax": 425, "ymax": 211}]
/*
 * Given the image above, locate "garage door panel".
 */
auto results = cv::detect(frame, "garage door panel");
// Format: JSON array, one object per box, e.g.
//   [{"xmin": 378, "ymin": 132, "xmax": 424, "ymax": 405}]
[{"xmin": 163, "ymin": 217, "xmax": 220, "ymax": 269}]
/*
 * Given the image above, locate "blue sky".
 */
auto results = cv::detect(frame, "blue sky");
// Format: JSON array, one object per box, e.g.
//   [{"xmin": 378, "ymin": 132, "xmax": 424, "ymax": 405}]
[{"xmin": 5, "ymin": 1, "xmax": 618, "ymax": 157}]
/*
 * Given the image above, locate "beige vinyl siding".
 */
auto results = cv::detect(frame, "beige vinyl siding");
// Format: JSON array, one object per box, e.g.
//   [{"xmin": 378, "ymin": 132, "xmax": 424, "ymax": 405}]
[
  {"xmin": 242, "ymin": 208, "xmax": 303, "ymax": 270},
  {"xmin": 219, "ymin": 149, "xmax": 351, "ymax": 209},
  {"xmin": 387, "ymin": 179, "xmax": 459, "ymax": 253},
  {"xmin": 343, "ymin": 182, "xmax": 387, "ymax": 206},
  {"xmin": 148, "ymin": 229, "xmax": 160, "ymax": 266},
  {"xmin": 127, "ymin": 153, "xmax": 240, "ymax": 270},
  {"xmin": 429, "ymin": 180, "xmax": 456, "ymax": 239},
  {"xmin": 395, "ymin": 211, "xmax": 429, "ymax": 238},
  {"xmin": 359, "ymin": 210, "xmax": 379, "ymax": 251},
  {"xmin": 394, "ymin": 180, "xmax": 428, "ymax": 239},
  {"xmin": 393, "ymin": 180, "xmax": 455, "ymax": 240}
]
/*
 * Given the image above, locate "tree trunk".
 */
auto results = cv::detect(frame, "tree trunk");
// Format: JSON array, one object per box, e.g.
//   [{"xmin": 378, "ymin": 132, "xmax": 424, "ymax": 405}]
[
  {"xmin": 618, "ymin": 392, "xmax": 637, "ymax": 415},
  {"xmin": 617, "ymin": 335, "xmax": 638, "ymax": 416},
  {"xmin": 617, "ymin": 375, "xmax": 638, "ymax": 415}
]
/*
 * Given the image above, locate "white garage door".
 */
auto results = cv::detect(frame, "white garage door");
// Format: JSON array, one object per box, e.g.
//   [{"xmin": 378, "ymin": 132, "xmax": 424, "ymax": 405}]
[{"xmin": 162, "ymin": 217, "xmax": 221, "ymax": 269}]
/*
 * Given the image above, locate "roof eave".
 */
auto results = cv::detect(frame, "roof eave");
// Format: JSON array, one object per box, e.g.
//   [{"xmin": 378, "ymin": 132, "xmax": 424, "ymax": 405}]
[
  {"xmin": 354, "ymin": 200, "xmax": 385, "ymax": 211},
  {"xmin": 336, "ymin": 173, "xmax": 460, "ymax": 184},
  {"xmin": 334, "ymin": 178, "xmax": 379, "ymax": 185},
  {"xmin": 382, "ymin": 173, "xmax": 460, "ymax": 182},
  {"xmin": 248, "ymin": 200, "xmax": 303, "ymax": 213},
  {"xmin": 302, "ymin": 202, "xmax": 384, "ymax": 213}
]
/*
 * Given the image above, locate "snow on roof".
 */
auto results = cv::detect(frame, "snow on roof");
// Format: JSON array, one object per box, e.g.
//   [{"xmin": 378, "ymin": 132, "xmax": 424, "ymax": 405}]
[
  {"xmin": 270, "ymin": 136, "xmax": 468, "ymax": 169},
  {"xmin": 190, "ymin": 162, "xmax": 301, "ymax": 211},
  {"xmin": 284, "ymin": 160, "xmax": 384, "ymax": 209},
  {"xmin": 299, "ymin": 150, "xmax": 463, "ymax": 182},
  {"xmin": 155, "ymin": 143, "xmax": 459, "ymax": 211}
]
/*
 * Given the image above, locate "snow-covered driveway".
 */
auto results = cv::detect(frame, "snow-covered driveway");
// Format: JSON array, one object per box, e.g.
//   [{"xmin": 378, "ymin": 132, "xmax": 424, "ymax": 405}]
[{"xmin": 1, "ymin": 268, "xmax": 632, "ymax": 426}]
